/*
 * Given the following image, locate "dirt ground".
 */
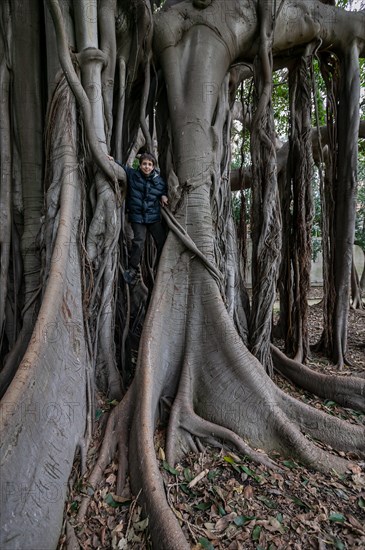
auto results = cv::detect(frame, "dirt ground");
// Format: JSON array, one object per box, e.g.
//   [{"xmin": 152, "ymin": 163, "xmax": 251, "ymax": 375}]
[{"xmin": 58, "ymin": 293, "xmax": 365, "ymax": 550}]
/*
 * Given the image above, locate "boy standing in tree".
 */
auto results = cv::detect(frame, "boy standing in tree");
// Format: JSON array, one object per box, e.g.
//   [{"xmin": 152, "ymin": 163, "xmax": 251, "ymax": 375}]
[{"xmin": 108, "ymin": 152, "xmax": 168, "ymax": 284}]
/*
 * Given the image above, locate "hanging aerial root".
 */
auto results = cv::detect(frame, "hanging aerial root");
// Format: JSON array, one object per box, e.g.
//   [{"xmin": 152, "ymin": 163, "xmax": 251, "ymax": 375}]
[
  {"xmin": 0, "ymin": 57, "xmax": 11, "ymax": 340},
  {"xmin": 77, "ymin": 384, "xmax": 134, "ymax": 522},
  {"xmin": 271, "ymin": 344, "xmax": 365, "ymax": 412},
  {"xmin": 161, "ymin": 207, "xmax": 223, "ymax": 286},
  {"xmin": 45, "ymin": 0, "xmax": 126, "ymax": 195}
]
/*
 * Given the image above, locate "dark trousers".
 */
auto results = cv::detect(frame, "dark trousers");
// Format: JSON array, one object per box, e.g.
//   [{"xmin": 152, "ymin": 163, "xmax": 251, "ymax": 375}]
[{"xmin": 129, "ymin": 221, "xmax": 167, "ymax": 270}]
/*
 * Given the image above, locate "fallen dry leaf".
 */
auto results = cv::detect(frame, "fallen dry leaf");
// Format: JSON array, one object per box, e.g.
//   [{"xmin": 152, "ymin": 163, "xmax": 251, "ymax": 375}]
[{"xmin": 57, "ymin": 299, "xmax": 365, "ymax": 550}]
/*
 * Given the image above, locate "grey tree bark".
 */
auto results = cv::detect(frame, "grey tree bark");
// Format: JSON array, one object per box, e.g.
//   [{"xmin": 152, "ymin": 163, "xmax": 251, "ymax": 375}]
[{"xmin": 0, "ymin": 1, "xmax": 365, "ymax": 549}]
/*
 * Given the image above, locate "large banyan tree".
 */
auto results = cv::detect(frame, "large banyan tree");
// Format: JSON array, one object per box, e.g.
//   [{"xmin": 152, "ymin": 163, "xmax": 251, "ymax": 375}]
[{"xmin": 1, "ymin": 0, "xmax": 365, "ymax": 548}]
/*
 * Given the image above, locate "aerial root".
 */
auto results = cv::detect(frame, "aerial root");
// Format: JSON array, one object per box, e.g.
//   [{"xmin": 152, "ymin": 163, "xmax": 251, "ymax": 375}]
[
  {"xmin": 161, "ymin": 207, "xmax": 224, "ymax": 286},
  {"xmin": 116, "ymin": 384, "xmax": 134, "ymax": 494},
  {"xmin": 0, "ymin": 330, "xmax": 31, "ymax": 398},
  {"xmin": 271, "ymin": 344, "xmax": 365, "ymax": 412},
  {"xmin": 77, "ymin": 384, "xmax": 134, "ymax": 522}
]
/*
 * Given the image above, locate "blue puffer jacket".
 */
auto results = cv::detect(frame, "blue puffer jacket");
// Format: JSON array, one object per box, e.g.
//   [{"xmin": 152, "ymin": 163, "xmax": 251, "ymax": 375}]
[{"xmin": 117, "ymin": 163, "xmax": 168, "ymax": 224}]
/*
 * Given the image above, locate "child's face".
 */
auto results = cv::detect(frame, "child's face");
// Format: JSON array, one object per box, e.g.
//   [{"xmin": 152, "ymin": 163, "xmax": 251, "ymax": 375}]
[{"xmin": 140, "ymin": 159, "xmax": 154, "ymax": 176}]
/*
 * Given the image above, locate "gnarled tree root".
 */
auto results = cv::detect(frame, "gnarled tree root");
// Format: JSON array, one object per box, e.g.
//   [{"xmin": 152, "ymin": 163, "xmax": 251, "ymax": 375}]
[
  {"xmin": 271, "ymin": 344, "xmax": 365, "ymax": 412},
  {"xmin": 77, "ymin": 383, "xmax": 134, "ymax": 522},
  {"xmin": 165, "ymin": 355, "xmax": 280, "ymax": 471},
  {"xmin": 167, "ymin": 396, "xmax": 280, "ymax": 471},
  {"xmin": 125, "ymin": 232, "xmax": 365, "ymax": 548}
]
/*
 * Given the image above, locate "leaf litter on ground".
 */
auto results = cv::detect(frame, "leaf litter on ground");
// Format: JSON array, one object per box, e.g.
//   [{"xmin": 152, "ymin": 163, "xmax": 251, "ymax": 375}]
[{"xmin": 58, "ymin": 297, "xmax": 365, "ymax": 549}]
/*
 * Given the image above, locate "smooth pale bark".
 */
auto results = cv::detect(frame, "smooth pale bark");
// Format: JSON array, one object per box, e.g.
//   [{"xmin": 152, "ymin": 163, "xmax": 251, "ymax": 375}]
[
  {"xmin": 126, "ymin": 2, "xmax": 365, "ymax": 547},
  {"xmin": 0, "ymin": 80, "xmax": 88, "ymax": 550},
  {"xmin": 74, "ymin": 0, "xmax": 123, "ymax": 398},
  {"xmin": 1, "ymin": 2, "xmax": 365, "ymax": 549}
]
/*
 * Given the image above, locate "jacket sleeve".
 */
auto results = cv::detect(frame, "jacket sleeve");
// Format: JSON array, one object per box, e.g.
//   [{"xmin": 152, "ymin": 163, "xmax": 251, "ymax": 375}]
[
  {"xmin": 163, "ymin": 178, "xmax": 168, "ymax": 196},
  {"xmin": 114, "ymin": 160, "xmax": 131, "ymax": 184},
  {"xmin": 159, "ymin": 175, "xmax": 168, "ymax": 197}
]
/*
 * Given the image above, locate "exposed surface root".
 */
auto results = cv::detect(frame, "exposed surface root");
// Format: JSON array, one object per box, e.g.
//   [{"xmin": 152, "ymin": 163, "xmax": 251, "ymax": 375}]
[
  {"xmin": 66, "ymin": 520, "xmax": 79, "ymax": 550},
  {"xmin": 125, "ymin": 229, "xmax": 364, "ymax": 547},
  {"xmin": 167, "ymin": 397, "xmax": 280, "ymax": 471},
  {"xmin": 165, "ymin": 346, "xmax": 279, "ymax": 470},
  {"xmin": 127, "ymin": 242, "xmax": 195, "ymax": 549},
  {"xmin": 195, "ymin": 289, "xmax": 360, "ymax": 472},
  {"xmin": 272, "ymin": 405, "xmax": 359, "ymax": 474},
  {"xmin": 77, "ymin": 384, "xmax": 134, "ymax": 522},
  {"xmin": 279, "ymin": 390, "xmax": 365, "ymax": 455},
  {"xmin": 272, "ymin": 344, "xmax": 365, "ymax": 412}
]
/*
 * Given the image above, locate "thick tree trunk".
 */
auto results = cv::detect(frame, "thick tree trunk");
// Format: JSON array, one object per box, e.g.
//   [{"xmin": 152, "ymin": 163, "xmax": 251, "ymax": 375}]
[
  {"xmin": 0, "ymin": 80, "xmax": 88, "ymax": 550},
  {"xmin": 125, "ymin": 3, "xmax": 365, "ymax": 546},
  {"xmin": 332, "ymin": 44, "xmax": 360, "ymax": 367},
  {"xmin": 250, "ymin": 2, "xmax": 281, "ymax": 374},
  {"xmin": 0, "ymin": 37, "xmax": 11, "ymax": 339},
  {"xmin": 1, "ymin": 3, "xmax": 365, "ymax": 549},
  {"xmin": 0, "ymin": 0, "xmax": 44, "ymax": 395},
  {"xmin": 288, "ymin": 54, "xmax": 313, "ymax": 362}
]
